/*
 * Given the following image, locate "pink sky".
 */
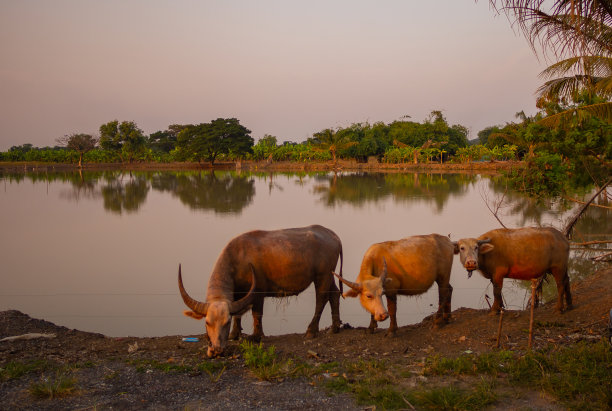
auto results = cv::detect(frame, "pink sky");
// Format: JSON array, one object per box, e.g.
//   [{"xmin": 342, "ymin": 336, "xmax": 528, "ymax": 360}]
[{"xmin": 0, "ymin": 0, "xmax": 546, "ymax": 150}]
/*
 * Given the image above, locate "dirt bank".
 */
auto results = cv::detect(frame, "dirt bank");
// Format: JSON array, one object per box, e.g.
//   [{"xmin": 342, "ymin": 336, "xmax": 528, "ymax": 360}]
[
  {"xmin": 0, "ymin": 159, "xmax": 523, "ymax": 174},
  {"xmin": 1, "ymin": 268, "xmax": 610, "ymax": 410}
]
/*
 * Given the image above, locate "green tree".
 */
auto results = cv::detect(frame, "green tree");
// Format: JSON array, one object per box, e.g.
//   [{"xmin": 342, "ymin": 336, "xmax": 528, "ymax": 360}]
[
  {"xmin": 310, "ymin": 128, "xmax": 357, "ymax": 164},
  {"xmin": 99, "ymin": 120, "xmax": 147, "ymax": 163},
  {"xmin": 148, "ymin": 124, "xmax": 187, "ymax": 154},
  {"xmin": 177, "ymin": 118, "xmax": 253, "ymax": 165},
  {"xmin": 56, "ymin": 133, "xmax": 98, "ymax": 168}
]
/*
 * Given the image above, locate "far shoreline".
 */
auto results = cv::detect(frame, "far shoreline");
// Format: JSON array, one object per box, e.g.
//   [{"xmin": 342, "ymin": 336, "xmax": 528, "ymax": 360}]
[{"xmin": 0, "ymin": 159, "xmax": 524, "ymax": 174}]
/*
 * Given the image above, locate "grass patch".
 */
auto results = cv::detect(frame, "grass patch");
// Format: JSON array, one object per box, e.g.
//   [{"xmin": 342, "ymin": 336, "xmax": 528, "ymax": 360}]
[
  {"xmin": 239, "ymin": 340, "xmax": 302, "ymax": 381},
  {"xmin": 29, "ymin": 372, "xmax": 78, "ymax": 399},
  {"xmin": 408, "ymin": 379, "xmax": 497, "ymax": 411},
  {"xmin": 127, "ymin": 359, "xmax": 193, "ymax": 374},
  {"xmin": 0, "ymin": 360, "xmax": 51, "ymax": 381},
  {"xmin": 424, "ymin": 340, "xmax": 611, "ymax": 410}
]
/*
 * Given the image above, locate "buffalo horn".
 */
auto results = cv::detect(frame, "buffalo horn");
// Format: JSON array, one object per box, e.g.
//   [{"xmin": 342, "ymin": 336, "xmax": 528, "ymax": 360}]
[
  {"xmin": 178, "ymin": 264, "xmax": 209, "ymax": 316},
  {"xmin": 230, "ymin": 264, "xmax": 257, "ymax": 315},
  {"xmin": 477, "ymin": 238, "xmax": 491, "ymax": 245},
  {"xmin": 332, "ymin": 271, "xmax": 362, "ymax": 292}
]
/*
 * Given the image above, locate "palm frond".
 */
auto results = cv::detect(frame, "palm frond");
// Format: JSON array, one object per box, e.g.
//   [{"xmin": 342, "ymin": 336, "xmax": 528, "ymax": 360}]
[{"xmin": 538, "ymin": 101, "xmax": 612, "ymax": 127}]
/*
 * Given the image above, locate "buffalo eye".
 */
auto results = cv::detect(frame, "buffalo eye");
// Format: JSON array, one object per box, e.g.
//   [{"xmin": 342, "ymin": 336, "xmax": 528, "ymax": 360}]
[
  {"xmin": 460, "ymin": 246, "xmax": 465, "ymax": 251},
  {"xmin": 366, "ymin": 293, "xmax": 374, "ymax": 300}
]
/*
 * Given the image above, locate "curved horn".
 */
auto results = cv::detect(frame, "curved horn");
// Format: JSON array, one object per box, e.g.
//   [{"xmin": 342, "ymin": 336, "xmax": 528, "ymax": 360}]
[
  {"xmin": 178, "ymin": 264, "xmax": 209, "ymax": 316},
  {"xmin": 332, "ymin": 271, "xmax": 362, "ymax": 292},
  {"xmin": 380, "ymin": 258, "xmax": 388, "ymax": 285},
  {"xmin": 230, "ymin": 264, "xmax": 257, "ymax": 315},
  {"xmin": 477, "ymin": 238, "xmax": 491, "ymax": 245}
]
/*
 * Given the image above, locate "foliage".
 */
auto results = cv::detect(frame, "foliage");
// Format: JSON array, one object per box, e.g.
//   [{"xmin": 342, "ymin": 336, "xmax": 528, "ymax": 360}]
[
  {"xmin": 176, "ymin": 118, "xmax": 253, "ymax": 164},
  {"xmin": 99, "ymin": 120, "xmax": 147, "ymax": 163},
  {"xmin": 56, "ymin": 133, "xmax": 98, "ymax": 167},
  {"xmin": 491, "ymin": 1, "xmax": 612, "ymax": 123}
]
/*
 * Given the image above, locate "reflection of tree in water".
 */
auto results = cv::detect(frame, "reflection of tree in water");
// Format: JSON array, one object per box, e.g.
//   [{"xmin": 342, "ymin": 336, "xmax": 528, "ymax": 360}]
[
  {"xmin": 313, "ymin": 172, "xmax": 472, "ymax": 212},
  {"xmin": 485, "ymin": 176, "xmax": 568, "ymax": 227},
  {"xmin": 151, "ymin": 171, "xmax": 255, "ymax": 214},
  {"xmin": 101, "ymin": 173, "xmax": 150, "ymax": 214}
]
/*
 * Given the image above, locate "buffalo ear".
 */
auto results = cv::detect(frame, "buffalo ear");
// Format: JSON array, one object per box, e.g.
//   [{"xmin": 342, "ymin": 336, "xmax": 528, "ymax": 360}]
[
  {"xmin": 480, "ymin": 243, "xmax": 494, "ymax": 254},
  {"xmin": 452, "ymin": 241, "xmax": 459, "ymax": 254},
  {"xmin": 343, "ymin": 289, "xmax": 360, "ymax": 298}
]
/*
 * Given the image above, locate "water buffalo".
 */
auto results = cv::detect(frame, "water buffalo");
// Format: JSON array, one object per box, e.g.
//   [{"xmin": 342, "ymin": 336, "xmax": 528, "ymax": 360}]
[
  {"xmin": 334, "ymin": 234, "xmax": 455, "ymax": 336},
  {"xmin": 178, "ymin": 224, "xmax": 344, "ymax": 357},
  {"xmin": 454, "ymin": 227, "xmax": 571, "ymax": 314}
]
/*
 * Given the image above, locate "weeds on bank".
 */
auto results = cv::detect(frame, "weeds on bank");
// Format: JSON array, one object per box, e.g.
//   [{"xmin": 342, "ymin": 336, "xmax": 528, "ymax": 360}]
[
  {"xmin": 28, "ymin": 371, "xmax": 78, "ymax": 399},
  {"xmin": 322, "ymin": 360, "xmax": 497, "ymax": 411},
  {"xmin": 0, "ymin": 360, "xmax": 51, "ymax": 381},
  {"xmin": 424, "ymin": 339, "xmax": 611, "ymax": 410},
  {"xmin": 126, "ymin": 358, "xmax": 227, "ymax": 381},
  {"xmin": 239, "ymin": 340, "xmax": 303, "ymax": 381}
]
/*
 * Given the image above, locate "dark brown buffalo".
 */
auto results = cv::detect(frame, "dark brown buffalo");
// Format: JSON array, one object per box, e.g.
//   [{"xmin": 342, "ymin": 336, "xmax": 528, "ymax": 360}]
[
  {"xmin": 178, "ymin": 225, "xmax": 343, "ymax": 357},
  {"xmin": 334, "ymin": 234, "xmax": 455, "ymax": 336},
  {"xmin": 454, "ymin": 227, "xmax": 571, "ymax": 314}
]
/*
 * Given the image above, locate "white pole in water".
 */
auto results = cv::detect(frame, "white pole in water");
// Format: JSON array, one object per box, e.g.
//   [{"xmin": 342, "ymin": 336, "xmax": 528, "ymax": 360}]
[{"xmin": 528, "ymin": 279, "xmax": 537, "ymax": 350}]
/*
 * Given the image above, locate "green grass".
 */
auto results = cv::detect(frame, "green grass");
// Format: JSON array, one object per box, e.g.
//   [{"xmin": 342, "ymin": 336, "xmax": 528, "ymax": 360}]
[
  {"xmin": 424, "ymin": 340, "xmax": 611, "ymax": 410},
  {"xmin": 0, "ymin": 360, "xmax": 51, "ymax": 381},
  {"xmin": 239, "ymin": 340, "xmax": 303, "ymax": 381},
  {"xmin": 28, "ymin": 372, "xmax": 78, "ymax": 399},
  {"xmin": 126, "ymin": 358, "xmax": 228, "ymax": 382}
]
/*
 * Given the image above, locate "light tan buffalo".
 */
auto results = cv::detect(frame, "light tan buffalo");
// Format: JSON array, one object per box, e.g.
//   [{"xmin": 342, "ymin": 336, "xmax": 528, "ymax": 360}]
[
  {"xmin": 178, "ymin": 225, "xmax": 344, "ymax": 357},
  {"xmin": 334, "ymin": 234, "xmax": 455, "ymax": 336},
  {"xmin": 454, "ymin": 227, "xmax": 572, "ymax": 314}
]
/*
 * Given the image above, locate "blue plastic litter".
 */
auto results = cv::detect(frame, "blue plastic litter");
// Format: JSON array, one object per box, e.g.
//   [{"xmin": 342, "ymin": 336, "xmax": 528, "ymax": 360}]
[{"xmin": 182, "ymin": 337, "xmax": 199, "ymax": 342}]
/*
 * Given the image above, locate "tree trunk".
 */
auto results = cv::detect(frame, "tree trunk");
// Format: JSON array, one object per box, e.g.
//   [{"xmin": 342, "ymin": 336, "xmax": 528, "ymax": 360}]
[{"xmin": 78, "ymin": 153, "xmax": 83, "ymax": 168}]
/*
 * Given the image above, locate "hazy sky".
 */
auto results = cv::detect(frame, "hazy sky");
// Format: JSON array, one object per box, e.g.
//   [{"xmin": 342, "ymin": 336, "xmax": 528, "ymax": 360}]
[{"xmin": 0, "ymin": 0, "xmax": 546, "ymax": 150}]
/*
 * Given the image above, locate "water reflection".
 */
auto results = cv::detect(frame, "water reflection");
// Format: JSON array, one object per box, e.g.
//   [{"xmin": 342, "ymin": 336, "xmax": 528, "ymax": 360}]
[
  {"xmin": 313, "ymin": 172, "xmax": 475, "ymax": 211},
  {"xmin": 1, "ymin": 169, "xmax": 608, "ymax": 337}
]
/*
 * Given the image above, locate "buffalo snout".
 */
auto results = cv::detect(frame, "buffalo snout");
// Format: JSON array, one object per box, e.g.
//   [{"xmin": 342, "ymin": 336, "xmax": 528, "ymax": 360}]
[
  {"xmin": 375, "ymin": 311, "xmax": 389, "ymax": 322},
  {"xmin": 207, "ymin": 344, "xmax": 224, "ymax": 358},
  {"xmin": 464, "ymin": 260, "xmax": 478, "ymax": 271}
]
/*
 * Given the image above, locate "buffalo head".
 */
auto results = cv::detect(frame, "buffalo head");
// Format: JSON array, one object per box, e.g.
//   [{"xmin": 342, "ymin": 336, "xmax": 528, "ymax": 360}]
[
  {"xmin": 178, "ymin": 264, "xmax": 256, "ymax": 357},
  {"xmin": 452, "ymin": 238, "xmax": 494, "ymax": 277},
  {"xmin": 333, "ymin": 259, "xmax": 390, "ymax": 322}
]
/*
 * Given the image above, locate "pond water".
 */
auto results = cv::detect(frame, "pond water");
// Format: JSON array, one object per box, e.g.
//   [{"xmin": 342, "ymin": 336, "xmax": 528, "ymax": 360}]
[{"xmin": 0, "ymin": 170, "xmax": 607, "ymax": 337}]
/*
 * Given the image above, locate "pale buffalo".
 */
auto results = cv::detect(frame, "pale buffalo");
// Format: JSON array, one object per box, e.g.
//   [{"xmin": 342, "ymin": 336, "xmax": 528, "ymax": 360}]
[{"xmin": 335, "ymin": 234, "xmax": 455, "ymax": 336}]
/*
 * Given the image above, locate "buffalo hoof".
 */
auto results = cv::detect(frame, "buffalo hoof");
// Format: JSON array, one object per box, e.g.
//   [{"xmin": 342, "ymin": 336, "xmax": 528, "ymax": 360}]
[
  {"xmin": 366, "ymin": 327, "xmax": 376, "ymax": 334},
  {"xmin": 488, "ymin": 309, "xmax": 501, "ymax": 316},
  {"xmin": 246, "ymin": 334, "xmax": 263, "ymax": 343},
  {"xmin": 331, "ymin": 324, "xmax": 341, "ymax": 334},
  {"xmin": 384, "ymin": 329, "xmax": 397, "ymax": 337},
  {"xmin": 305, "ymin": 330, "xmax": 318, "ymax": 339},
  {"xmin": 228, "ymin": 331, "xmax": 241, "ymax": 341}
]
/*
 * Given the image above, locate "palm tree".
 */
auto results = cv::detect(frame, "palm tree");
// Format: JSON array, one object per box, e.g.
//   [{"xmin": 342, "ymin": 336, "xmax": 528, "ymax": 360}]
[
  {"xmin": 311, "ymin": 128, "xmax": 357, "ymax": 165},
  {"xmin": 491, "ymin": 0, "xmax": 612, "ymax": 124}
]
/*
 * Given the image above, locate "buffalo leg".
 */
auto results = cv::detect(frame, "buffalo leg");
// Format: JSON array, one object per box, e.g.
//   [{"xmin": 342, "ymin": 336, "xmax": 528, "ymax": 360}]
[
  {"xmin": 563, "ymin": 273, "xmax": 573, "ymax": 309},
  {"xmin": 435, "ymin": 279, "xmax": 453, "ymax": 325},
  {"xmin": 367, "ymin": 315, "xmax": 377, "ymax": 333},
  {"xmin": 229, "ymin": 315, "xmax": 242, "ymax": 340},
  {"xmin": 490, "ymin": 275, "xmax": 504, "ymax": 315},
  {"xmin": 385, "ymin": 294, "xmax": 398, "ymax": 337},
  {"xmin": 551, "ymin": 266, "xmax": 572, "ymax": 312},
  {"xmin": 250, "ymin": 297, "xmax": 265, "ymax": 342},
  {"xmin": 306, "ymin": 279, "xmax": 330, "ymax": 338},
  {"xmin": 328, "ymin": 280, "xmax": 341, "ymax": 333}
]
